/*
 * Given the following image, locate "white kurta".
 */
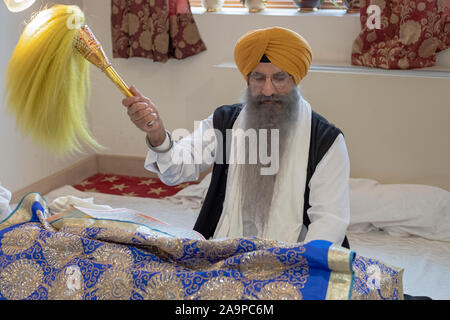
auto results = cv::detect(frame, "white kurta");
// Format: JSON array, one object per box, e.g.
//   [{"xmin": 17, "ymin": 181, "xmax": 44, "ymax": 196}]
[{"xmin": 144, "ymin": 110, "xmax": 350, "ymax": 245}]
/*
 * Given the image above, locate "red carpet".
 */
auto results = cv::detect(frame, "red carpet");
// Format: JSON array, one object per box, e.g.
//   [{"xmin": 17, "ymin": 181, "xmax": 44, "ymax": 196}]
[{"xmin": 73, "ymin": 173, "xmax": 198, "ymax": 199}]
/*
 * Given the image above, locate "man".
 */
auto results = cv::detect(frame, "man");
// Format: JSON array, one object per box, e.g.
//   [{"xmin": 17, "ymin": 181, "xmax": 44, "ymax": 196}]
[{"xmin": 122, "ymin": 27, "xmax": 351, "ymax": 248}]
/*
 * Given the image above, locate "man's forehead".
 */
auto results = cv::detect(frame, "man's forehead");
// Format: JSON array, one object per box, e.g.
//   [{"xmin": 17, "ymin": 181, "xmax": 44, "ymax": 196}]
[{"xmin": 252, "ymin": 62, "xmax": 285, "ymax": 75}]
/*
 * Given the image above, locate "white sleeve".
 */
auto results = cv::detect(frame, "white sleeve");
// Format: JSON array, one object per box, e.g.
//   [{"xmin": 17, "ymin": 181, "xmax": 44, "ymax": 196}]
[
  {"xmin": 303, "ymin": 133, "xmax": 350, "ymax": 246},
  {"xmin": 144, "ymin": 113, "xmax": 216, "ymax": 186},
  {"xmin": 0, "ymin": 183, "xmax": 12, "ymax": 222}
]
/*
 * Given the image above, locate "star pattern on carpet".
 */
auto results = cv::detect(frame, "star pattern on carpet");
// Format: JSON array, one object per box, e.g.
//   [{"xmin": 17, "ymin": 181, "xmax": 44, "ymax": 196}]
[
  {"xmin": 78, "ymin": 180, "xmax": 92, "ymax": 187},
  {"xmin": 148, "ymin": 187, "xmax": 164, "ymax": 195},
  {"xmin": 102, "ymin": 176, "xmax": 120, "ymax": 183},
  {"xmin": 138, "ymin": 179, "xmax": 157, "ymax": 186},
  {"xmin": 110, "ymin": 184, "xmax": 128, "ymax": 191},
  {"xmin": 73, "ymin": 173, "xmax": 198, "ymax": 199}
]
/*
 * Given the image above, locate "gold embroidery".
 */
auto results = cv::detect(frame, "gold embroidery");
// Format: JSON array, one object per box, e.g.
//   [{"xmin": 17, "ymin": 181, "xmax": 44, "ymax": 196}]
[
  {"xmin": 326, "ymin": 246, "xmax": 356, "ymax": 300},
  {"xmin": 1, "ymin": 224, "xmax": 40, "ymax": 255},
  {"xmin": 156, "ymin": 238, "xmax": 187, "ymax": 260},
  {"xmin": 326, "ymin": 272, "xmax": 353, "ymax": 300},
  {"xmin": 327, "ymin": 245, "xmax": 353, "ymax": 273},
  {"xmin": 89, "ymin": 243, "xmax": 134, "ymax": 269},
  {"xmin": 41, "ymin": 233, "xmax": 84, "ymax": 269},
  {"xmin": 140, "ymin": 260, "xmax": 179, "ymax": 273},
  {"xmin": 0, "ymin": 260, "xmax": 44, "ymax": 300},
  {"xmin": 195, "ymin": 276, "xmax": 244, "ymax": 300},
  {"xmin": 95, "ymin": 267, "xmax": 134, "ymax": 300},
  {"xmin": 239, "ymin": 251, "xmax": 285, "ymax": 280},
  {"xmin": 196, "ymin": 238, "xmax": 241, "ymax": 261},
  {"xmin": 256, "ymin": 282, "xmax": 303, "ymax": 300},
  {"xmin": 142, "ymin": 272, "xmax": 185, "ymax": 299}
]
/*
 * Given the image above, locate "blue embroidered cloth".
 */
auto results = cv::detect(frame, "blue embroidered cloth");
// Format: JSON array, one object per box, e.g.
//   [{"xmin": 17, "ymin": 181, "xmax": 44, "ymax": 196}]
[{"xmin": 0, "ymin": 193, "xmax": 403, "ymax": 300}]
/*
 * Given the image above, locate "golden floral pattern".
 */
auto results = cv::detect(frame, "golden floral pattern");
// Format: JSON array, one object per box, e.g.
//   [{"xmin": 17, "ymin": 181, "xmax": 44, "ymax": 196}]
[
  {"xmin": 95, "ymin": 267, "xmax": 134, "ymax": 300},
  {"xmin": 41, "ymin": 233, "xmax": 84, "ymax": 269},
  {"xmin": 256, "ymin": 282, "xmax": 303, "ymax": 300},
  {"xmin": 194, "ymin": 276, "xmax": 245, "ymax": 299},
  {"xmin": 0, "ymin": 193, "xmax": 404, "ymax": 300},
  {"xmin": 142, "ymin": 272, "xmax": 185, "ymax": 299},
  {"xmin": 111, "ymin": 0, "xmax": 206, "ymax": 62},
  {"xmin": 238, "ymin": 251, "xmax": 290, "ymax": 280},
  {"xmin": 88, "ymin": 243, "xmax": 135, "ymax": 269},
  {"xmin": 0, "ymin": 260, "xmax": 43, "ymax": 300},
  {"xmin": 352, "ymin": 0, "xmax": 449, "ymax": 69},
  {"xmin": 1, "ymin": 224, "xmax": 40, "ymax": 255}
]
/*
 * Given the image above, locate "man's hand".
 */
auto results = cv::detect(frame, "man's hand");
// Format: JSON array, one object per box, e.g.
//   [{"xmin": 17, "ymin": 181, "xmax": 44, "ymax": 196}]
[{"xmin": 122, "ymin": 86, "xmax": 167, "ymax": 147}]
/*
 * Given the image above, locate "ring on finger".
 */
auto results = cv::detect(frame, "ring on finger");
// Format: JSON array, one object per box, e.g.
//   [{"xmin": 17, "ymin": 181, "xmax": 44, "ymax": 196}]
[{"xmin": 147, "ymin": 118, "xmax": 157, "ymax": 127}]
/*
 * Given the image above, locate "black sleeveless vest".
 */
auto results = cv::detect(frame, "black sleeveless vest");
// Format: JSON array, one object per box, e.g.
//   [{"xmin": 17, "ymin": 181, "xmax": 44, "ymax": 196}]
[{"xmin": 193, "ymin": 104, "xmax": 350, "ymax": 249}]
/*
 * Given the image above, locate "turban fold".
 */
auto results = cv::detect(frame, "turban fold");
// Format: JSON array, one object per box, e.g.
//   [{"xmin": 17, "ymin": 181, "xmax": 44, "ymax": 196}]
[{"xmin": 233, "ymin": 27, "xmax": 313, "ymax": 85}]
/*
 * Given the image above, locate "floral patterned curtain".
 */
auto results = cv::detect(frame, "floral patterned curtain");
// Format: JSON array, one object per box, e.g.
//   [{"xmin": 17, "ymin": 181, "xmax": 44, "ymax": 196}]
[
  {"xmin": 352, "ymin": 0, "xmax": 449, "ymax": 69},
  {"xmin": 111, "ymin": 0, "xmax": 206, "ymax": 62}
]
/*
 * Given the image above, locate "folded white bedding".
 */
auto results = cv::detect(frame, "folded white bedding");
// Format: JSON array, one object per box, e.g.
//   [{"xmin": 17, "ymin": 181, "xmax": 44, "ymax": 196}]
[
  {"xmin": 164, "ymin": 173, "xmax": 212, "ymax": 209},
  {"xmin": 348, "ymin": 178, "xmax": 450, "ymax": 242},
  {"xmin": 44, "ymin": 185, "xmax": 200, "ymax": 230}
]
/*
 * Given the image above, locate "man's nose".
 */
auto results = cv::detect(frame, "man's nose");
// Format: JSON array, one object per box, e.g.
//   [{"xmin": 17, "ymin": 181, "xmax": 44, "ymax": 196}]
[{"xmin": 261, "ymin": 77, "xmax": 276, "ymax": 96}]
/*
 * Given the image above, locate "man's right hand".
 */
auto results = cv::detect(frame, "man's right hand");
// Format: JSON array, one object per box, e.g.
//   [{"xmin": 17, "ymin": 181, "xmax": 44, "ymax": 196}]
[{"xmin": 122, "ymin": 86, "xmax": 167, "ymax": 147}]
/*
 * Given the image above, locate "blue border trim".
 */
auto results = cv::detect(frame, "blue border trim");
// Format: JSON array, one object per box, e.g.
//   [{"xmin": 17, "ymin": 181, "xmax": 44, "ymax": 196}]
[{"xmin": 348, "ymin": 251, "xmax": 356, "ymax": 300}]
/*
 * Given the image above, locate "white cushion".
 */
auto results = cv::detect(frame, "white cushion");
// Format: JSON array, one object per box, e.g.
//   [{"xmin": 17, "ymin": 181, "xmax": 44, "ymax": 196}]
[{"xmin": 348, "ymin": 178, "xmax": 450, "ymax": 241}]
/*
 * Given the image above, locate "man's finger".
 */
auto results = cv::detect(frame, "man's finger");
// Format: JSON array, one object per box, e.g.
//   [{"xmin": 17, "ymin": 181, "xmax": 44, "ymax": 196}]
[
  {"xmin": 128, "ymin": 102, "xmax": 150, "ymax": 116},
  {"xmin": 122, "ymin": 96, "xmax": 149, "ymax": 108},
  {"xmin": 130, "ymin": 108, "xmax": 153, "ymax": 122},
  {"xmin": 129, "ymin": 85, "xmax": 144, "ymax": 98}
]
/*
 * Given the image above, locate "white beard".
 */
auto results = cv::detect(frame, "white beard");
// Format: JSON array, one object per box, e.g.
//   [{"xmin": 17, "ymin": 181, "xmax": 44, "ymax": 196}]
[{"xmin": 237, "ymin": 87, "xmax": 301, "ymax": 236}]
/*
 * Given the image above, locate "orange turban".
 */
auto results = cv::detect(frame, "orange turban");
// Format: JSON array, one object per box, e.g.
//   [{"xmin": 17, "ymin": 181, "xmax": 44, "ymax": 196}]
[{"xmin": 233, "ymin": 27, "xmax": 313, "ymax": 85}]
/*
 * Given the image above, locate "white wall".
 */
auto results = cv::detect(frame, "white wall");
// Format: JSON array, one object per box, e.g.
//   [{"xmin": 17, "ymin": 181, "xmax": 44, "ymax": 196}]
[
  {"xmin": 0, "ymin": 0, "xmax": 92, "ymax": 193},
  {"xmin": 1, "ymin": 0, "xmax": 449, "ymax": 193},
  {"xmin": 83, "ymin": 0, "xmax": 450, "ymax": 190}
]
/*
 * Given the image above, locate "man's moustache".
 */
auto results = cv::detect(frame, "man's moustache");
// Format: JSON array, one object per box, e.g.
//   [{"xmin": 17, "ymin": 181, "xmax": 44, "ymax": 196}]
[{"xmin": 256, "ymin": 95, "xmax": 284, "ymax": 104}]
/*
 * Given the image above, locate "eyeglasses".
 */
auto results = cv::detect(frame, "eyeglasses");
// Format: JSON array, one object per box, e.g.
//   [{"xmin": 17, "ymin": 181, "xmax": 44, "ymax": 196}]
[{"xmin": 248, "ymin": 71, "xmax": 292, "ymax": 90}]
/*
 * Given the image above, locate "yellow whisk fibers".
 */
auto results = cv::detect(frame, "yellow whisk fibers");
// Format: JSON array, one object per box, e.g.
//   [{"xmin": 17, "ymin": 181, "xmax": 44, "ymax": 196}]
[{"xmin": 5, "ymin": 5, "xmax": 102, "ymax": 155}]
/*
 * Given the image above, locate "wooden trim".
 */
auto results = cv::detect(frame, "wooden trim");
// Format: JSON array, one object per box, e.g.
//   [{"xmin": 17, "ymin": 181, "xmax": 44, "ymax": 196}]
[{"xmin": 11, "ymin": 155, "xmax": 98, "ymax": 203}]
